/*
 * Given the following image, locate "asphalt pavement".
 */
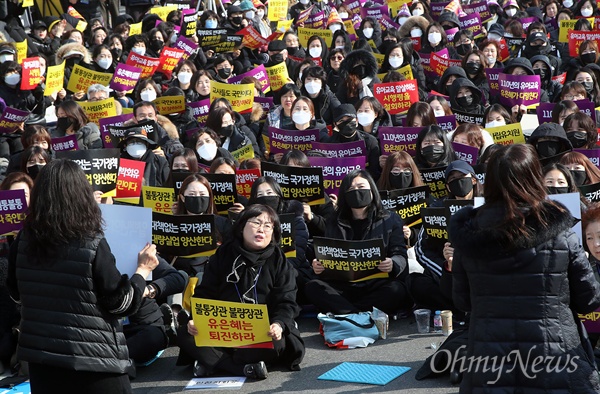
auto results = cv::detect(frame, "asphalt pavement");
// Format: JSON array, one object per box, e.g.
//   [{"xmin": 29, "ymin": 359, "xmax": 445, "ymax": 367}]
[{"xmin": 131, "ymin": 314, "xmax": 460, "ymax": 394}]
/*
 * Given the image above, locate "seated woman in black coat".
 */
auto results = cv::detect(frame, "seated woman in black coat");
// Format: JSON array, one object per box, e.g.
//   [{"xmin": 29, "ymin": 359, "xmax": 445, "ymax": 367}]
[
  {"xmin": 177, "ymin": 205, "xmax": 305, "ymax": 379},
  {"xmin": 306, "ymin": 169, "xmax": 413, "ymax": 315}
]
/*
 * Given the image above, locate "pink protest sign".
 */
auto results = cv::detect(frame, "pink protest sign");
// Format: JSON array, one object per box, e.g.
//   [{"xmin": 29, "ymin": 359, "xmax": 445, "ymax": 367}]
[
  {"xmin": 173, "ymin": 36, "xmax": 199, "ymax": 60},
  {"xmin": 499, "ymin": 73, "xmax": 541, "ymax": 107},
  {"xmin": 110, "ymin": 63, "xmax": 143, "ymax": 92},
  {"xmin": 228, "ymin": 65, "xmax": 271, "ymax": 93}
]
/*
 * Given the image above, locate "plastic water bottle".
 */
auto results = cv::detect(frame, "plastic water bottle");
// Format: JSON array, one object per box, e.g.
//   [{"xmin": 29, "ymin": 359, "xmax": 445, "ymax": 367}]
[{"xmin": 433, "ymin": 310, "xmax": 443, "ymax": 334}]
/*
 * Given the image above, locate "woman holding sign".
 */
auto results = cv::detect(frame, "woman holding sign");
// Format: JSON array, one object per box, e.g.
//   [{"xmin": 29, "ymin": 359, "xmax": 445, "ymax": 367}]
[
  {"xmin": 307, "ymin": 169, "xmax": 412, "ymax": 315},
  {"xmin": 178, "ymin": 205, "xmax": 304, "ymax": 379}
]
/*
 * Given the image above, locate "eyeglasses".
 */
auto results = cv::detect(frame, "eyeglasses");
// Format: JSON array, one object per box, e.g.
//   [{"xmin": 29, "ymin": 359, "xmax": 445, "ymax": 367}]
[
  {"xmin": 331, "ymin": 56, "xmax": 344, "ymax": 61},
  {"xmin": 247, "ymin": 219, "xmax": 274, "ymax": 232},
  {"xmin": 391, "ymin": 168, "xmax": 412, "ymax": 175},
  {"xmin": 564, "ymin": 94, "xmax": 585, "ymax": 100}
]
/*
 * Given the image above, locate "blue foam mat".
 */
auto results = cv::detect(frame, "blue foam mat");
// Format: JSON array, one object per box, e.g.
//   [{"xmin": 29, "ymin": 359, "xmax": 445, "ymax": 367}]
[
  {"xmin": 1, "ymin": 381, "xmax": 30, "ymax": 394},
  {"xmin": 317, "ymin": 362, "xmax": 411, "ymax": 386}
]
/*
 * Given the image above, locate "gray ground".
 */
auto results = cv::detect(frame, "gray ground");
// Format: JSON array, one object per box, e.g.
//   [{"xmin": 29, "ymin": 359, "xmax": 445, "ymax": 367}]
[{"xmin": 131, "ymin": 316, "xmax": 460, "ymax": 393}]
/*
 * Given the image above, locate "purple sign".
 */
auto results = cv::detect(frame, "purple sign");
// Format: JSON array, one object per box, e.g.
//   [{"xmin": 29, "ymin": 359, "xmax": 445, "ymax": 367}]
[
  {"xmin": 187, "ymin": 99, "xmax": 210, "ymax": 126},
  {"xmin": 305, "ymin": 11, "xmax": 325, "ymax": 29},
  {"xmin": 452, "ymin": 142, "xmax": 478, "ymax": 165},
  {"xmin": 173, "ymin": 35, "xmax": 199, "ymax": 60},
  {"xmin": 545, "ymin": 18, "xmax": 559, "ymax": 33},
  {"xmin": 344, "ymin": 0, "xmax": 366, "ymax": 15},
  {"xmin": 378, "ymin": 126, "xmax": 421, "ymax": 157},
  {"xmin": 310, "ymin": 140, "xmax": 367, "ymax": 158},
  {"xmin": 430, "ymin": 1, "xmax": 451, "ymax": 20},
  {"xmin": 307, "ymin": 156, "xmax": 366, "ymax": 196},
  {"xmin": 255, "ymin": 97, "xmax": 274, "ymax": 122},
  {"xmin": 360, "ymin": 4, "xmax": 389, "ymax": 20},
  {"xmin": 499, "ymin": 73, "xmax": 541, "ymax": 108},
  {"xmin": 380, "ymin": 14, "xmax": 400, "ymax": 31},
  {"xmin": 575, "ymin": 149, "xmax": 600, "ymax": 168},
  {"xmin": 269, "ymin": 126, "xmax": 319, "ymax": 154},
  {"xmin": 419, "ymin": 52, "xmax": 435, "ymax": 79},
  {"xmin": 459, "ymin": 12, "xmax": 483, "ymax": 38},
  {"xmin": 485, "ymin": 68, "xmax": 502, "ymax": 96},
  {"xmin": 445, "ymin": 27, "xmax": 459, "ymax": 43},
  {"xmin": 110, "ymin": 63, "xmax": 142, "ymax": 92},
  {"xmin": 536, "ymin": 102, "xmax": 555, "ymax": 124},
  {"xmin": 462, "ymin": 1, "xmax": 490, "ymax": 22},
  {"xmin": 579, "ymin": 309, "xmax": 600, "ymax": 334},
  {"xmin": 437, "ymin": 115, "xmax": 457, "ymax": 133},
  {"xmin": 51, "ymin": 134, "xmax": 79, "ymax": 151},
  {"xmin": 227, "ymin": 64, "xmax": 271, "ymax": 93},
  {"xmin": 99, "ymin": 114, "xmax": 134, "ymax": 148},
  {"xmin": 0, "ymin": 107, "xmax": 29, "ymax": 134},
  {"xmin": 519, "ymin": 17, "xmax": 536, "ymax": 32},
  {"xmin": 574, "ymin": 99, "xmax": 597, "ymax": 124},
  {"xmin": 0, "ymin": 189, "xmax": 27, "ymax": 235}
]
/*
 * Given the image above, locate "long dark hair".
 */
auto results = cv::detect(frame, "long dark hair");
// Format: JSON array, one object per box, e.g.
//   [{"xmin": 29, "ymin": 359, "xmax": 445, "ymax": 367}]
[
  {"xmin": 175, "ymin": 173, "xmax": 217, "ymax": 215},
  {"xmin": 482, "ymin": 144, "xmax": 563, "ymax": 243},
  {"xmin": 25, "ymin": 159, "xmax": 103, "ymax": 252},
  {"xmin": 414, "ymin": 125, "xmax": 456, "ymax": 168},
  {"xmin": 337, "ymin": 169, "xmax": 385, "ymax": 220}
]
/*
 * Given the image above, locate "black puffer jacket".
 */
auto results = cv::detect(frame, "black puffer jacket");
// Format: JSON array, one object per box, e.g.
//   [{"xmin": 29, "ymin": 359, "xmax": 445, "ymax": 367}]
[{"xmin": 451, "ymin": 202, "xmax": 600, "ymax": 393}]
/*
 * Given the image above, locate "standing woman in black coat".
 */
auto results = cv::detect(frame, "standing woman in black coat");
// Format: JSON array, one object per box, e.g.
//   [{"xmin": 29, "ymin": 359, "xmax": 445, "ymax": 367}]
[
  {"xmin": 7, "ymin": 160, "xmax": 159, "ymax": 393},
  {"xmin": 450, "ymin": 144, "xmax": 600, "ymax": 393}
]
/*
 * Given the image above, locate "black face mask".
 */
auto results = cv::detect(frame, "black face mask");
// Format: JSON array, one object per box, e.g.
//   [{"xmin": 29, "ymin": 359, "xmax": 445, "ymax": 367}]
[
  {"xmin": 27, "ymin": 164, "xmax": 44, "ymax": 180},
  {"xmin": 184, "ymin": 196, "xmax": 210, "ymax": 214},
  {"xmin": 217, "ymin": 67, "xmax": 231, "ymax": 79},
  {"xmin": 345, "ymin": 189, "xmax": 373, "ymax": 208},
  {"xmin": 582, "ymin": 52, "xmax": 597, "ymax": 65},
  {"xmin": 582, "ymin": 81, "xmax": 594, "ymax": 93},
  {"xmin": 456, "ymin": 43, "xmax": 471, "ymax": 56},
  {"xmin": 111, "ymin": 48, "xmax": 122, "ymax": 60},
  {"xmin": 523, "ymin": 44, "xmax": 545, "ymax": 58},
  {"xmin": 536, "ymin": 140, "xmax": 561, "ymax": 158},
  {"xmin": 150, "ymin": 39, "xmax": 164, "ymax": 52},
  {"xmin": 270, "ymin": 53, "xmax": 284, "ymax": 64},
  {"xmin": 390, "ymin": 172, "xmax": 413, "ymax": 189},
  {"xmin": 456, "ymin": 95, "xmax": 473, "ymax": 108},
  {"xmin": 255, "ymin": 195, "xmax": 280, "ymax": 211},
  {"xmin": 57, "ymin": 117, "xmax": 74, "ymax": 132},
  {"xmin": 533, "ymin": 68, "xmax": 546, "ymax": 80},
  {"xmin": 448, "ymin": 177, "xmax": 473, "ymax": 197},
  {"xmin": 421, "ymin": 145, "xmax": 445, "ymax": 163},
  {"xmin": 570, "ymin": 170, "xmax": 587, "ymax": 186},
  {"xmin": 65, "ymin": 56, "xmax": 82, "ymax": 68},
  {"xmin": 287, "ymin": 46, "xmax": 299, "ymax": 56},
  {"xmin": 220, "ymin": 124, "xmax": 234, "ymax": 138},
  {"xmin": 465, "ymin": 62, "xmax": 481, "ymax": 75},
  {"xmin": 567, "ymin": 131, "xmax": 588, "ymax": 148},
  {"xmin": 352, "ymin": 64, "xmax": 367, "ymax": 78},
  {"xmin": 231, "ymin": 16, "xmax": 243, "ymax": 25},
  {"xmin": 337, "ymin": 119, "xmax": 357, "ymax": 137},
  {"xmin": 171, "ymin": 168, "xmax": 188, "ymax": 173},
  {"xmin": 547, "ymin": 186, "xmax": 569, "ymax": 194}
]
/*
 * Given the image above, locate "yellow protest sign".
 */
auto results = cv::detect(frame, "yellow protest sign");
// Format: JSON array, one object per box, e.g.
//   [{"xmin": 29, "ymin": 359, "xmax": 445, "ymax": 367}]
[
  {"xmin": 15, "ymin": 40, "xmax": 26, "ymax": 64},
  {"xmin": 276, "ymin": 19, "xmax": 293, "ymax": 32},
  {"xmin": 262, "ymin": 134, "xmax": 270, "ymax": 154},
  {"xmin": 486, "ymin": 123, "xmax": 525, "ymax": 145},
  {"xmin": 231, "ymin": 143, "xmax": 254, "ymax": 162},
  {"xmin": 399, "ymin": 64, "xmax": 414, "ymax": 80},
  {"xmin": 268, "ymin": 0, "xmax": 288, "ymax": 21},
  {"xmin": 191, "ymin": 298, "xmax": 272, "ymax": 348},
  {"xmin": 265, "ymin": 62, "xmax": 289, "ymax": 91},
  {"xmin": 22, "ymin": 0, "xmax": 33, "ymax": 6},
  {"xmin": 373, "ymin": 53, "xmax": 385, "ymax": 69},
  {"xmin": 44, "ymin": 61, "xmax": 65, "ymax": 96},
  {"xmin": 559, "ymin": 18, "xmax": 594, "ymax": 42},
  {"xmin": 142, "ymin": 186, "xmax": 175, "ymax": 214},
  {"xmin": 129, "ymin": 22, "xmax": 142, "ymax": 36},
  {"xmin": 154, "ymin": 96, "xmax": 186, "ymax": 115},
  {"xmin": 122, "ymin": 107, "xmax": 133, "ymax": 114},
  {"xmin": 297, "ymin": 27, "xmax": 333, "ymax": 47},
  {"xmin": 210, "ymin": 81, "xmax": 254, "ymax": 113},
  {"xmin": 67, "ymin": 64, "xmax": 112, "ymax": 93},
  {"xmin": 149, "ymin": 5, "xmax": 178, "ymax": 21},
  {"xmin": 80, "ymin": 98, "xmax": 117, "ymax": 125},
  {"xmin": 343, "ymin": 20, "xmax": 357, "ymax": 37}
]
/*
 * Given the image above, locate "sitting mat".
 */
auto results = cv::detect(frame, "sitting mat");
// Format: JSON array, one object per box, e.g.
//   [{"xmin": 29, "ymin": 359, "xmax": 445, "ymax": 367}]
[{"xmin": 318, "ymin": 362, "xmax": 411, "ymax": 386}]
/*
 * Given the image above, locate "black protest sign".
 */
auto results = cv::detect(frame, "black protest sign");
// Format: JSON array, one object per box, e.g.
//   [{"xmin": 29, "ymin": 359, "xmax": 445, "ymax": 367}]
[
  {"xmin": 213, "ymin": 35, "xmax": 243, "ymax": 53},
  {"xmin": 261, "ymin": 161, "xmax": 325, "ymax": 205},
  {"xmin": 201, "ymin": 173, "xmax": 238, "ymax": 214},
  {"xmin": 107, "ymin": 119, "xmax": 160, "ymax": 147},
  {"xmin": 421, "ymin": 207, "xmax": 448, "ymax": 250},
  {"xmin": 379, "ymin": 185, "xmax": 428, "ymax": 227},
  {"xmin": 279, "ymin": 213, "xmax": 296, "ymax": 258},
  {"xmin": 196, "ymin": 28, "xmax": 227, "ymax": 47},
  {"xmin": 172, "ymin": 171, "xmax": 194, "ymax": 196},
  {"xmin": 152, "ymin": 212, "xmax": 216, "ymax": 257},
  {"xmin": 579, "ymin": 182, "xmax": 600, "ymax": 202},
  {"xmin": 420, "ymin": 166, "xmax": 448, "ymax": 199},
  {"xmin": 473, "ymin": 163, "xmax": 486, "ymax": 185},
  {"xmin": 313, "ymin": 237, "xmax": 388, "ymax": 282},
  {"xmin": 453, "ymin": 110, "xmax": 484, "ymax": 125},
  {"xmin": 56, "ymin": 148, "xmax": 119, "ymax": 193}
]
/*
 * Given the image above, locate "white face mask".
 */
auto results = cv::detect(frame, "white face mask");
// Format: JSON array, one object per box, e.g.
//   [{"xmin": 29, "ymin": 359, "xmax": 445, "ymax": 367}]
[
  {"xmin": 335, "ymin": 45, "xmax": 345, "ymax": 49},
  {"xmin": 126, "ymin": 142, "xmax": 147, "ymax": 158},
  {"xmin": 339, "ymin": 12, "xmax": 349, "ymax": 19},
  {"xmin": 131, "ymin": 47, "xmax": 146, "ymax": 56},
  {"xmin": 485, "ymin": 119, "xmax": 506, "ymax": 128},
  {"xmin": 4, "ymin": 73, "xmax": 20, "ymax": 86},
  {"xmin": 486, "ymin": 56, "xmax": 496, "ymax": 65},
  {"xmin": 434, "ymin": 109, "xmax": 445, "ymax": 117},
  {"xmin": 292, "ymin": 111, "xmax": 312, "ymax": 125},
  {"xmin": 178, "ymin": 71, "xmax": 193, "ymax": 84},
  {"xmin": 0, "ymin": 54, "xmax": 14, "ymax": 63},
  {"xmin": 329, "ymin": 24, "xmax": 342, "ymax": 32},
  {"xmin": 300, "ymin": 0, "xmax": 310, "ymax": 4},
  {"xmin": 305, "ymin": 80, "xmax": 322, "ymax": 95},
  {"xmin": 357, "ymin": 112, "xmax": 375, "ymax": 127},
  {"xmin": 257, "ymin": 9, "xmax": 264, "ymax": 18},
  {"xmin": 389, "ymin": 56, "xmax": 403, "ymax": 69},
  {"xmin": 245, "ymin": 10, "xmax": 255, "ymax": 19},
  {"xmin": 398, "ymin": 17, "xmax": 408, "ymax": 25},
  {"xmin": 428, "ymin": 32, "xmax": 442, "ymax": 45},
  {"xmin": 363, "ymin": 28, "xmax": 374, "ymax": 39},
  {"xmin": 581, "ymin": 7, "xmax": 593, "ymax": 17},
  {"xmin": 96, "ymin": 58, "xmax": 111, "ymax": 70},
  {"xmin": 197, "ymin": 143, "xmax": 218, "ymax": 161},
  {"xmin": 411, "ymin": 28, "xmax": 423, "ymax": 38},
  {"xmin": 563, "ymin": 0, "xmax": 573, "ymax": 7},
  {"xmin": 412, "ymin": 8, "xmax": 424, "ymax": 16},
  {"xmin": 309, "ymin": 47, "xmax": 322, "ymax": 58},
  {"xmin": 505, "ymin": 8, "xmax": 517, "ymax": 17},
  {"xmin": 140, "ymin": 89, "xmax": 157, "ymax": 102}
]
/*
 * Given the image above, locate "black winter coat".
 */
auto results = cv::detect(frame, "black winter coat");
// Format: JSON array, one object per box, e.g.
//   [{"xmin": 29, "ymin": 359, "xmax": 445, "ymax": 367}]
[{"xmin": 451, "ymin": 202, "xmax": 600, "ymax": 393}]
